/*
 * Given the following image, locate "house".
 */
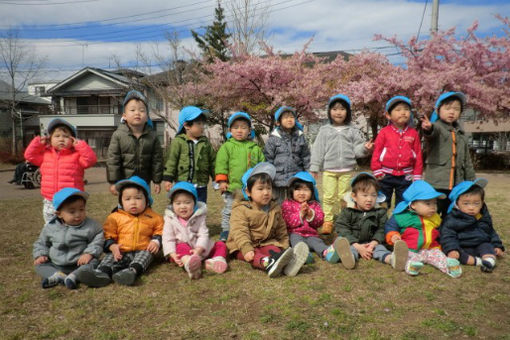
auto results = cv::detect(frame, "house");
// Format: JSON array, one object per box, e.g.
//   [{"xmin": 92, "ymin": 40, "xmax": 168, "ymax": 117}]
[{"xmin": 27, "ymin": 81, "xmax": 58, "ymax": 102}]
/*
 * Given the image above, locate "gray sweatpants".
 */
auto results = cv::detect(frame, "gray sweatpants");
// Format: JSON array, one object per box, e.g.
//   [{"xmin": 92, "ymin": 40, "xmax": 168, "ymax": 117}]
[
  {"xmin": 35, "ymin": 258, "xmax": 99, "ymax": 279},
  {"xmin": 290, "ymin": 233, "xmax": 328, "ymax": 258},
  {"xmin": 221, "ymin": 191, "xmax": 235, "ymax": 232},
  {"xmin": 350, "ymin": 244, "xmax": 391, "ymax": 263}
]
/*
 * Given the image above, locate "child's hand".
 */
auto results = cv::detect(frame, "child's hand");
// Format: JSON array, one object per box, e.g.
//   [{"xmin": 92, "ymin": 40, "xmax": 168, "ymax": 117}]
[
  {"xmin": 34, "ymin": 256, "xmax": 48, "ymax": 265},
  {"xmin": 191, "ymin": 247, "xmax": 204, "ymax": 256},
  {"xmin": 163, "ymin": 181, "xmax": 173, "ymax": 192},
  {"xmin": 219, "ymin": 182, "xmax": 229, "ymax": 193},
  {"xmin": 70, "ymin": 136, "xmax": 79, "ymax": 146},
  {"xmin": 109, "ymin": 244, "xmax": 122, "ymax": 261},
  {"xmin": 420, "ymin": 114, "xmax": 432, "ymax": 131},
  {"xmin": 447, "ymin": 250, "xmax": 460, "ymax": 259},
  {"xmin": 299, "ymin": 202, "xmax": 309, "ymax": 219},
  {"xmin": 77, "ymin": 253, "xmax": 93, "ymax": 265},
  {"xmin": 354, "ymin": 243, "xmax": 372, "ymax": 260},
  {"xmin": 170, "ymin": 253, "xmax": 183, "ymax": 266},
  {"xmin": 390, "ymin": 234, "xmax": 401, "ymax": 244},
  {"xmin": 153, "ymin": 183, "xmax": 161, "ymax": 194},
  {"xmin": 146, "ymin": 240, "xmax": 160, "ymax": 254},
  {"xmin": 244, "ymin": 251, "xmax": 255, "ymax": 262},
  {"xmin": 364, "ymin": 140, "xmax": 374, "ymax": 151},
  {"xmin": 109, "ymin": 184, "xmax": 118, "ymax": 196},
  {"xmin": 495, "ymin": 248, "xmax": 504, "ymax": 257},
  {"xmin": 40, "ymin": 135, "xmax": 49, "ymax": 145},
  {"xmin": 310, "ymin": 172, "xmax": 318, "ymax": 180}
]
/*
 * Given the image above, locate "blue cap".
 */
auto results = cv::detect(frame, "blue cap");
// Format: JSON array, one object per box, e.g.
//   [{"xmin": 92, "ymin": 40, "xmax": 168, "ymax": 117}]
[
  {"xmin": 47, "ymin": 118, "xmax": 77, "ymax": 137},
  {"xmin": 274, "ymin": 106, "xmax": 303, "ymax": 131},
  {"xmin": 115, "ymin": 176, "xmax": 153, "ymax": 206},
  {"xmin": 328, "ymin": 94, "xmax": 351, "ymax": 109},
  {"xmin": 122, "ymin": 90, "xmax": 153, "ymax": 128},
  {"xmin": 287, "ymin": 171, "xmax": 320, "ymax": 202},
  {"xmin": 385, "ymin": 96, "xmax": 412, "ymax": 112},
  {"xmin": 393, "ymin": 180, "xmax": 446, "ymax": 214},
  {"xmin": 177, "ymin": 106, "xmax": 209, "ymax": 134},
  {"xmin": 430, "ymin": 92, "xmax": 466, "ymax": 123},
  {"xmin": 350, "ymin": 172, "xmax": 386, "ymax": 203},
  {"xmin": 52, "ymin": 187, "xmax": 89, "ymax": 210},
  {"xmin": 169, "ymin": 181, "xmax": 198, "ymax": 212},
  {"xmin": 447, "ymin": 178, "xmax": 488, "ymax": 213},
  {"xmin": 226, "ymin": 112, "xmax": 255, "ymax": 139},
  {"xmin": 241, "ymin": 162, "xmax": 276, "ymax": 200}
]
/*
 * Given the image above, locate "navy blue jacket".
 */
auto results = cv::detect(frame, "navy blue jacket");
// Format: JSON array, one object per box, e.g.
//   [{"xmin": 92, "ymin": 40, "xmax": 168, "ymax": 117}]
[{"xmin": 440, "ymin": 205, "xmax": 504, "ymax": 255}]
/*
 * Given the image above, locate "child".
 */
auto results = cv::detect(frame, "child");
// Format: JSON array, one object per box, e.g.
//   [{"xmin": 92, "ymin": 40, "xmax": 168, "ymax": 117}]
[
  {"xmin": 226, "ymin": 162, "xmax": 309, "ymax": 277},
  {"xmin": 106, "ymin": 90, "xmax": 163, "ymax": 195},
  {"xmin": 215, "ymin": 112, "xmax": 265, "ymax": 241},
  {"xmin": 162, "ymin": 106, "xmax": 216, "ymax": 203},
  {"xmin": 33, "ymin": 188, "xmax": 104, "ymax": 289},
  {"xmin": 78, "ymin": 176, "xmax": 163, "ymax": 287},
  {"xmin": 162, "ymin": 182, "xmax": 228, "ymax": 279},
  {"xmin": 371, "ymin": 96, "xmax": 423, "ymax": 208},
  {"xmin": 333, "ymin": 172, "xmax": 408, "ymax": 270},
  {"xmin": 440, "ymin": 179, "xmax": 504, "ymax": 273},
  {"xmin": 24, "ymin": 118, "xmax": 97, "ymax": 223},
  {"xmin": 310, "ymin": 94, "xmax": 373, "ymax": 234},
  {"xmin": 264, "ymin": 106, "xmax": 311, "ymax": 203},
  {"xmin": 420, "ymin": 92, "xmax": 475, "ymax": 216},
  {"xmin": 385, "ymin": 180, "xmax": 462, "ymax": 277}
]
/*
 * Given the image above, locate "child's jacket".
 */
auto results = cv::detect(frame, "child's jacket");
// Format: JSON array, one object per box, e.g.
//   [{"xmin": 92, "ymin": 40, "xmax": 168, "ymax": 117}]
[
  {"xmin": 106, "ymin": 122, "xmax": 163, "ymax": 185},
  {"xmin": 215, "ymin": 139, "xmax": 265, "ymax": 192},
  {"xmin": 163, "ymin": 134, "xmax": 216, "ymax": 186},
  {"xmin": 424, "ymin": 119, "xmax": 475, "ymax": 190},
  {"xmin": 371, "ymin": 125, "xmax": 423, "ymax": 180},
  {"xmin": 227, "ymin": 199, "xmax": 289, "ymax": 256},
  {"xmin": 440, "ymin": 205, "xmax": 504, "ymax": 254},
  {"xmin": 264, "ymin": 128, "xmax": 310, "ymax": 187},
  {"xmin": 162, "ymin": 202, "xmax": 215, "ymax": 259},
  {"xmin": 310, "ymin": 124, "xmax": 366, "ymax": 172},
  {"xmin": 385, "ymin": 210, "xmax": 441, "ymax": 252},
  {"xmin": 33, "ymin": 217, "xmax": 104, "ymax": 266},
  {"xmin": 103, "ymin": 207, "xmax": 163, "ymax": 253},
  {"xmin": 281, "ymin": 199, "xmax": 324, "ymax": 237},
  {"xmin": 24, "ymin": 136, "xmax": 97, "ymax": 200}
]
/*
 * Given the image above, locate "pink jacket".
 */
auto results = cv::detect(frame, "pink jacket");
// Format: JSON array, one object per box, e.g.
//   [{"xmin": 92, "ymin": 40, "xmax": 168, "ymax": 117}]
[
  {"xmin": 24, "ymin": 136, "xmax": 97, "ymax": 200},
  {"xmin": 282, "ymin": 199, "xmax": 324, "ymax": 237}
]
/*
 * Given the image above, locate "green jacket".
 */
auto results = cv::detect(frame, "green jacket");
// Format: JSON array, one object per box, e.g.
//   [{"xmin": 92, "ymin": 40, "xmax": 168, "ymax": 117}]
[
  {"xmin": 106, "ymin": 123, "xmax": 163, "ymax": 184},
  {"xmin": 424, "ymin": 119, "xmax": 475, "ymax": 190},
  {"xmin": 163, "ymin": 133, "xmax": 216, "ymax": 186},
  {"xmin": 215, "ymin": 138, "xmax": 265, "ymax": 192}
]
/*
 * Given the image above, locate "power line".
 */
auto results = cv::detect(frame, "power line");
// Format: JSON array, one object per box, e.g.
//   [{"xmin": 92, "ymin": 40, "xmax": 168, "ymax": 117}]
[
  {"xmin": 0, "ymin": 0, "xmax": 99, "ymax": 5},
  {"xmin": 416, "ymin": 0, "xmax": 428, "ymax": 42}
]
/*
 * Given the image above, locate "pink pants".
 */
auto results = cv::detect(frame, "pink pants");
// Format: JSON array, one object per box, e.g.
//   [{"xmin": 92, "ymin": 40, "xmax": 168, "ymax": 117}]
[
  {"xmin": 236, "ymin": 245, "xmax": 282, "ymax": 270},
  {"xmin": 173, "ymin": 241, "xmax": 227, "ymax": 262},
  {"xmin": 406, "ymin": 248, "xmax": 448, "ymax": 274}
]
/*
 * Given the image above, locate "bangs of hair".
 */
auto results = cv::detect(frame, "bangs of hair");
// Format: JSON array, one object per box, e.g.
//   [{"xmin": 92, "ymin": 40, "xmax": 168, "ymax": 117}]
[
  {"xmin": 459, "ymin": 184, "xmax": 485, "ymax": 201},
  {"xmin": 51, "ymin": 125, "xmax": 73, "ymax": 136},
  {"xmin": 352, "ymin": 177, "xmax": 379, "ymax": 193},
  {"xmin": 247, "ymin": 173, "xmax": 273, "ymax": 192},
  {"xmin": 57, "ymin": 195, "xmax": 86, "ymax": 211},
  {"xmin": 287, "ymin": 179, "xmax": 314, "ymax": 199},
  {"xmin": 439, "ymin": 97, "xmax": 463, "ymax": 111},
  {"xmin": 118, "ymin": 184, "xmax": 148, "ymax": 207},
  {"xmin": 170, "ymin": 190, "xmax": 195, "ymax": 204}
]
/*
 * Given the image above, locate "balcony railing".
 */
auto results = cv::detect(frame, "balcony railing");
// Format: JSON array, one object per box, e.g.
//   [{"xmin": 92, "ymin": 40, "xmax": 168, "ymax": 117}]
[{"xmin": 62, "ymin": 105, "xmax": 120, "ymax": 115}]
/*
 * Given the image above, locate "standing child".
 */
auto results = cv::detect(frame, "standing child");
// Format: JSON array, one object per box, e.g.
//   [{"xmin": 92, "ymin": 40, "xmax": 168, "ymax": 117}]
[
  {"xmin": 440, "ymin": 179, "xmax": 504, "ymax": 273},
  {"xmin": 371, "ymin": 96, "xmax": 423, "ymax": 208},
  {"xmin": 78, "ymin": 176, "xmax": 163, "ymax": 287},
  {"xmin": 24, "ymin": 118, "xmax": 97, "ymax": 223},
  {"xmin": 227, "ymin": 162, "xmax": 309, "ymax": 278},
  {"xmin": 215, "ymin": 112, "xmax": 265, "ymax": 241},
  {"xmin": 162, "ymin": 106, "xmax": 216, "ymax": 203},
  {"xmin": 33, "ymin": 188, "xmax": 104, "ymax": 289},
  {"xmin": 385, "ymin": 180, "xmax": 462, "ymax": 278},
  {"xmin": 264, "ymin": 106, "xmax": 311, "ymax": 203},
  {"xmin": 162, "ymin": 182, "xmax": 228, "ymax": 279},
  {"xmin": 420, "ymin": 92, "xmax": 475, "ymax": 217},
  {"xmin": 310, "ymin": 94, "xmax": 373, "ymax": 234},
  {"xmin": 106, "ymin": 90, "xmax": 163, "ymax": 195},
  {"xmin": 333, "ymin": 172, "xmax": 408, "ymax": 270}
]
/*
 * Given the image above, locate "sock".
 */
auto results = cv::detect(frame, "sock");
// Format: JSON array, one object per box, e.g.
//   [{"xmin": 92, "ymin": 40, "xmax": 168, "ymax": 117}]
[
  {"xmin": 474, "ymin": 257, "xmax": 483, "ymax": 266},
  {"xmin": 261, "ymin": 256, "xmax": 270, "ymax": 268},
  {"xmin": 64, "ymin": 273, "xmax": 77, "ymax": 289},
  {"xmin": 42, "ymin": 271, "xmax": 66, "ymax": 289}
]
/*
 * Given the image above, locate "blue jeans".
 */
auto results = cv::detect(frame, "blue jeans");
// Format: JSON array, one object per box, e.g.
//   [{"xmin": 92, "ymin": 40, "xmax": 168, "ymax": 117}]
[
  {"xmin": 379, "ymin": 174, "xmax": 412, "ymax": 208},
  {"xmin": 197, "ymin": 187, "xmax": 207, "ymax": 203}
]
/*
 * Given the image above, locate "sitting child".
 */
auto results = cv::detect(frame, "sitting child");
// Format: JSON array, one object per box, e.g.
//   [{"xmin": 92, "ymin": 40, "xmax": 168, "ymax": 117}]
[
  {"xmin": 162, "ymin": 182, "xmax": 228, "ymax": 279},
  {"xmin": 33, "ymin": 188, "xmax": 104, "ymax": 289},
  {"xmin": 440, "ymin": 179, "xmax": 505, "ymax": 273},
  {"xmin": 385, "ymin": 180, "xmax": 462, "ymax": 277},
  {"xmin": 333, "ymin": 172, "xmax": 408, "ymax": 270},
  {"xmin": 78, "ymin": 176, "xmax": 163, "ymax": 287},
  {"xmin": 226, "ymin": 162, "xmax": 309, "ymax": 278}
]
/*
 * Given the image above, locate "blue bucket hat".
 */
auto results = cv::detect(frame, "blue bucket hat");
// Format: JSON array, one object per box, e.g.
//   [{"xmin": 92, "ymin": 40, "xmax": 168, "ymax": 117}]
[
  {"xmin": 287, "ymin": 171, "xmax": 320, "ymax": 202},
  {"xmin": 393, "ymin": 180, "xmax": 446, "ymax": 214},
  {"xmin": 385, "ymin": 95, "xmax": 412, "ymax": 113},
  {"xmin": 122, "ymin": 90, "xmax": 153, "ymax": 128},
  {"xmin": 430, "ymin": 92, "xmax": 466, "ymax": 123},
  {"xmin": 226, "ymin": 112, "xmax": 256, "ymax": 139},
  {"xmin": 115, "ymin": 176, "xmax": 153, "ymax": 206},
  {"xmin": 274, "ymin": 106, "xmax": 303, "ymax": 131},
  {"xmin": 350, "ymin": 172, "xmax": 386, "ymax": 203},
  {"xmin": 241, "ymin": 162, "xmax": 276, "ymax": 200},
  {"xmin": 168, "ymin": 181, "xmax": 199, "ymax": 212},
  {"xmin": 447, "ymin": 178, "xmax": 488, "ymax": 213},
  {"xmin": 47, "ymin": 118, "xmax": 77, "ymax": 138},
  {"xmin": 52, "ymin": 187, "xmax": 89, "ymax": 210},
  {"xmin": 177, "ymin": 106, "xmax": 209, "ymax": 135}
]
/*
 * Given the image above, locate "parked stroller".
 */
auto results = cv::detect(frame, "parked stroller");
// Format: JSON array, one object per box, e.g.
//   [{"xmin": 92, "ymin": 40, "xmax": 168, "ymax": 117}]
[{"xmin": 8, "ymin": 161, "xmax": 41, "ymax": 189}]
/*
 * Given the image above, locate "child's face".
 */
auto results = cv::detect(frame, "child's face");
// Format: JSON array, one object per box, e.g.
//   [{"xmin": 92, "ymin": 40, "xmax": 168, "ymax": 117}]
[
  {"xmin": 230, "ymin": 119, "xmax": 251, "ymax": 141},
  {"xmin": 410, "ymin": 198, "xmax": 437, "ymax": 218},
  {"xmin": 50, "ymin": 127, "xmax": 73, "ymax": 150},
  {"xmin": 278, "ymin": 111, "xmax": 296, "ymax": 131},
  {"xmin": 292, "ymin": 183, "xmax": 312, "ymax": 203},
  {"xmin": 247, "ymin": 180, "xmax": 272, "ymax": 208},
  {"xmin": 123, "ymin": 99, "xmax": 148, "ymax": 128},
  {"xmin": 438, "ymin": 99, "xmax": 462, "ymax": 124},
  {"xmin": 329, "ymin": 102, "xmax": 347, "ymax": 125},
  {"xmin": 387, "ymin": 103, "xmax": 411, "ymax": 128},
  {"xmin": 172, "ymin": 192, "xmax": 195, "ymax": 220},
  {"xmin": 184, "ymin": 119, "xmax": 205, "ymax": 140},
  {"xmin": 351, "ymin": 186, "xmax": 378, "ymax": 211},
  {"xmin": 56, "ymin": 198, "xmax": 86, "ymax": 226},
  {"xmin": 457, "ymin": 192, "xmax": 483, "ymax": 216},
  {"xmin": 121, "ymin": 187, "xmax": 147, "ymax": 215}
]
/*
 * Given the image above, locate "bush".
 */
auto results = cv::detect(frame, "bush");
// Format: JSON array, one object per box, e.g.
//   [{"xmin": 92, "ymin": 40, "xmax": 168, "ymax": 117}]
[{"xmin": 472, "ymin": 151, "xmax": 510, "ymax": 170}]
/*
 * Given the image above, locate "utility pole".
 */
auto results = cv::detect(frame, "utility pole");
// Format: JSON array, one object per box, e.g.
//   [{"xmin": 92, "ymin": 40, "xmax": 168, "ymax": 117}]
[{"xmin": 430, "ymin": 0, "xmax": 439, "ymax": 34}]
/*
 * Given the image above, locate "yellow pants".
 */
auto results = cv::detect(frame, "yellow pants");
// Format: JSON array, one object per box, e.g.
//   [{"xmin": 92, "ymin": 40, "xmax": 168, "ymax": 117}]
[{"xmin": 322, "ymin": 171, "xmax": 353, "ymax": 222}]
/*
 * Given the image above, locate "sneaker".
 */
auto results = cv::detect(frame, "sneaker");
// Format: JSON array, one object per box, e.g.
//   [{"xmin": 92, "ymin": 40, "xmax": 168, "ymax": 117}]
[
  {"xmin": 306, "ymin": 252, "xmax": 315, "ymax": 264},
  {"xmin": 481, "ymin": 259, "xmax": 495, "ymax": 273},
  {"xmin": 205, "ymin": 256, "xmax": 228, "ymax": 274},
  {"xmin": 324, "ymin": 244, "xmax": 340, "ymax": 263},
  {"xmin": 321, "ymin": 221, "xmax": 334, "ymax": 235},
  {"xmin": 77, "ymin": 269, "xmax": 112, "ymax": 288},
  {"xmin": 265, "ymin": 248, "xmax": 293, "ymax": 278},
  {"xmin": 284, "ymin": 242, "xmax": 309, "ymax": 277},
  {"xmin": 184, "ymin": 255, "xmax": 202, "ymax": 279},
  {"xmin": 446, "ymin": 258, "xmax": 462, "ymax": 278},
  {"xmin": 335, "ymin": 237, "xmax": 356, "ymax": 269},
  {"xmin": 112, "ymin": 268, "xmax": 137, "ymax": 286},
  {"xmin": 41, "ymin": 271, "xmax": 66, "ymax": 289},
  {"xmin": 390, "ymin": 240, "xmax": 409, "ymax": 271},
  {"xmin": 219, "ymin": 231, "xmax": 229, "ymax": 242},
  {"xmin": 64, "ymin": 275, "xmax": 78, "ymax": 290},
  {"xmin": 406, "ymin": 261, "xmax": 424, "ymax": 276}
]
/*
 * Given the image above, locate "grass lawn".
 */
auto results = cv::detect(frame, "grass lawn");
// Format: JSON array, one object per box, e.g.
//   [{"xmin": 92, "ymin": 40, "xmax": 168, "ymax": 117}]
[{"xmin": 1, "ymin": 173, "xmax": 510, "ymax": 339}]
